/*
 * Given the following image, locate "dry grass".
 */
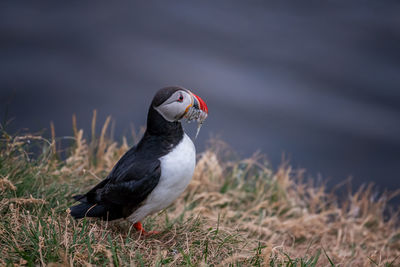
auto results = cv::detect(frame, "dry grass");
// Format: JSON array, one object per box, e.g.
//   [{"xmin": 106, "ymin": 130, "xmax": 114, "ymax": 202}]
[{"xmin": 0, "ymin": 116, "xmax": 399, "ymax": 266}]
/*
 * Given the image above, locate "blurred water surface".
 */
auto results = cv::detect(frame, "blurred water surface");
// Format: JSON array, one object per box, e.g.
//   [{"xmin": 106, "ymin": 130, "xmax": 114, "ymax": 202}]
[{"xmin": 1, "ymin": 1, "xmax": 400, "ymax": 192}]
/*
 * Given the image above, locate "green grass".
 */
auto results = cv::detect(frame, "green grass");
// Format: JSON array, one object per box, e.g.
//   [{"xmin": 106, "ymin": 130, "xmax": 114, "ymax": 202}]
[{"xmin": 1, "ymin": 118, "xmax": 399, "ymax": 266}]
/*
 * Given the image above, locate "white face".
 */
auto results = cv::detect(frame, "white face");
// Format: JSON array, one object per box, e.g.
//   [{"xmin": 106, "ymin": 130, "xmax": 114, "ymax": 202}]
[{"xmin": 154, "ymin": 90, "xmax": 193, "ymax": 122}]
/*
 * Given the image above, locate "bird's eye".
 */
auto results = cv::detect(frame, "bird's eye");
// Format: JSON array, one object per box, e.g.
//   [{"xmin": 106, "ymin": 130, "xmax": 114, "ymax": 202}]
[{"xmin": 177, "ymin": 95, "xmax": 184, "ymax": 102}]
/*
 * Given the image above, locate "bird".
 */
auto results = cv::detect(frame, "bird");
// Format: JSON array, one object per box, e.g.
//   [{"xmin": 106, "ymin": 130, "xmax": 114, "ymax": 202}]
[{"xmin": 68, "ymin": 86, "xmax": 208, "ymax": 235}]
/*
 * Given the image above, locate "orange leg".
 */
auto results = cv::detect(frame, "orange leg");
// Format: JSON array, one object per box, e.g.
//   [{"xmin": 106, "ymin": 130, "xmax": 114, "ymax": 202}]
[{"xmin": 133, "ymin": 221, "xmax": 160, "ymax": 236}]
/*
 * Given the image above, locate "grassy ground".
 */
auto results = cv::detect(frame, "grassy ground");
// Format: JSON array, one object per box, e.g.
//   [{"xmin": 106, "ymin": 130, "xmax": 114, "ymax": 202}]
[{"xmin": 0, "ymin": 116, "xmax": 399, "ymax": 266}]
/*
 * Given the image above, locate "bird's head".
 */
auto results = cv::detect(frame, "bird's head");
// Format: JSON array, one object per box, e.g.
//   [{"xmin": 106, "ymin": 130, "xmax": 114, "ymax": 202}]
[
  {"xmin": 153, "ymin": 86, "xmax": 208, "ymax": 123},
  {"xmin": 152, "ymin": 86, "xmax": 208, "ymax": 138}
]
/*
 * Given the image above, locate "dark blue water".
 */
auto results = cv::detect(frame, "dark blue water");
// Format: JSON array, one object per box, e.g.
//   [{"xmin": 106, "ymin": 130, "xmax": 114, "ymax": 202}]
[{"xmin": 1, "ymin": 1, "xmax": 400, "ymax": 196}]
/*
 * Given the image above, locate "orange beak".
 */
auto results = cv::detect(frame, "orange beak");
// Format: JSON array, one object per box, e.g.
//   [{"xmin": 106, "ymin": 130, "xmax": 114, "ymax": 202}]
[{"xmin": 190, "ymin": 92, "xmax": 208, "ymax": 114}]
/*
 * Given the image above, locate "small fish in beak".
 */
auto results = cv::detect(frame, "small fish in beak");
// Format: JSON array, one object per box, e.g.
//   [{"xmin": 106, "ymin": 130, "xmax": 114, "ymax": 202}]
[{"xmin": 184, "ymin": 92, "xmax": 208, "ymax": 139}]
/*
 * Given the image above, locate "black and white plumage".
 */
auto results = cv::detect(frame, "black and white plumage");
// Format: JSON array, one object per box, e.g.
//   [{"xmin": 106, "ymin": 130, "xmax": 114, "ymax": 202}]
[{"xmin": 69, "ymin": 86, "xmax": 208, "ymax": 234}]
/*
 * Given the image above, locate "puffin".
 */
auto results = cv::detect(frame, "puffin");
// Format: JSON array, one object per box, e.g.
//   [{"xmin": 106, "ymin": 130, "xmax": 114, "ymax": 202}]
[{"xmin": 69, "ymin": 86, "xmax": 208, "ymax": 235}]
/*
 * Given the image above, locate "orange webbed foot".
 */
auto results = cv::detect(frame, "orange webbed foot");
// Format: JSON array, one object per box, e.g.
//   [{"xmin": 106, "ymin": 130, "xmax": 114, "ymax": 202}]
[{"xmin": 133, "ymin": 222, "xmax": 160, "ymax": 236}]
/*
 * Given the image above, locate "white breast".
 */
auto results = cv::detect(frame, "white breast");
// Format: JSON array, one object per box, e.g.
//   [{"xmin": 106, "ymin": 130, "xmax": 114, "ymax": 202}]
[{"xmin": 127, "ymin": 133, "xmax": 196, "ymax": 223}]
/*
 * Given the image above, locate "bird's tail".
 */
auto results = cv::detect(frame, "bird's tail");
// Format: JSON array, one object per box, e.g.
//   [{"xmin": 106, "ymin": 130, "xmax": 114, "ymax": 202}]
[
  {"xmin": 69, "ymin": 195, "xmax": 123, "ymax": 221},
  {"xmin": 68, "ymin": 202, "xmax": 107, "ymax": 219}
]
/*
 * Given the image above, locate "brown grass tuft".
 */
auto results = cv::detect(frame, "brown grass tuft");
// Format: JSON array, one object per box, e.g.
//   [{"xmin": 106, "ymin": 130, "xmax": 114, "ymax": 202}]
[{"xmin": 0, "ymin": 176, "xmax": 16, "ymax": 191}]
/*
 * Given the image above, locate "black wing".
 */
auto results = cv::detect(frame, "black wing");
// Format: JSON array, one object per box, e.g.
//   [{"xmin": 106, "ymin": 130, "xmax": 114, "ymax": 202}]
[
  {"xmin": 78, "ymin": 146, "xmax": 161, "ymax": 208},
  {"xmin": 98, "ymin": 160, "xmax": 161, "ymax": 206}
]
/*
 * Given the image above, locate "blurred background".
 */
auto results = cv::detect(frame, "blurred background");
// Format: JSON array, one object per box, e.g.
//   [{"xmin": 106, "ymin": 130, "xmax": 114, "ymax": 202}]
[{"xmin": 1, "ymin": 1, "xmax": 400, "ymax": 195}]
